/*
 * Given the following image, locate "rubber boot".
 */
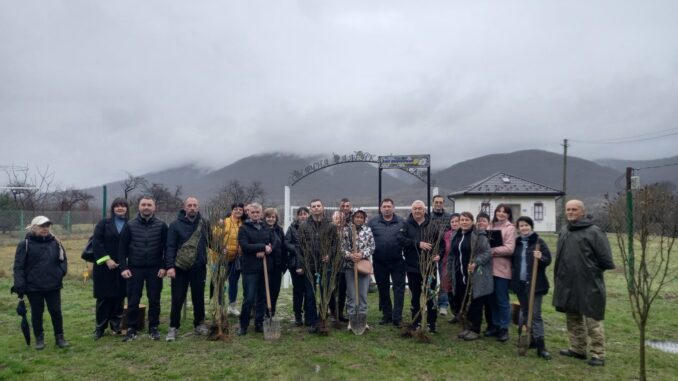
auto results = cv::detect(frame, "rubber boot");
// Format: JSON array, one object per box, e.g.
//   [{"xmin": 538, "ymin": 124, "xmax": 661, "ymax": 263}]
[
  {"xmin": 55, "ymin": 334, "xmax": 70, "ymax": 348},
  {"xmin": 35, "ymin": 333, "xmax": 45, "ymax": 350},
  {"xmin": 536, "ymin": 337, "xmax": 551, "ymax": 360}
]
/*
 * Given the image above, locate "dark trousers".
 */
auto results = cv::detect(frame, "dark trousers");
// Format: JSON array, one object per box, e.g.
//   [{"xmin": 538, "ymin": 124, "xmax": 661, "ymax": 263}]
[
  {"xmin": 96, "ymin": 297, "xmax": 124, "ymax": 332},
  {"xmin": 483, "ymin": 294, "xmax": 495, "ymax": 330},
  {"xmin": 170, "ymin": 266, "xmax": 206, "ymax": 329},
  {"xmin": 27, "ymin": 290, "xmax": 63, "ymax": 337},
  {"xmin": 407, "ymin": 272, "xmax": 437, "ymax": 326},
  {"xmin": 467, "ymin": 294, "xmax": 491, "ymax": 333},
  {"xmin": 304, "ymin": 276, "xmax": 319, "ymax": 325},
  {"xmin": 126, "ymin": 266, "xmax": 163, "ymax": 331},
  {"xmin": 450, "ymin": 272, "xmax": 467, "ymax": 316},
  {"xmin": 329, "ymin": 272, "xmax": 347, "ymax": 318},
  {"xmin": 239, "ymin": 272, "xmax": 266, "ymax": 330},
  {"xmin": 374, "ymin": 260, "xmax": 406, "ymax": 322},
  {"xmin": 291, "ymin": 271, "xmax": 306, "ymax": 320},
  {"xmin": 267, "ymin": 267, "xmax": 284, "ymax": 317}
]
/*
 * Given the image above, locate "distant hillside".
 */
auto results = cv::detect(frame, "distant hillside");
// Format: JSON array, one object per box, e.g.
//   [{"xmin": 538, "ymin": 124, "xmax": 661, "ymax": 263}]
[
  {"xmin": 596, "ymin": 156, "xmax": 678, "ymax": 186},
  {"xmin": 433, "ymin": 149, "xmax": 623, "ymax": 199}
]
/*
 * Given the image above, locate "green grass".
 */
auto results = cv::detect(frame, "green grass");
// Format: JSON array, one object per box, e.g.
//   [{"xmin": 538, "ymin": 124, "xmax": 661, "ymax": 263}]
[{"xmin": 0, "ymin": 233, "xmax": 676, "ymax": 380}]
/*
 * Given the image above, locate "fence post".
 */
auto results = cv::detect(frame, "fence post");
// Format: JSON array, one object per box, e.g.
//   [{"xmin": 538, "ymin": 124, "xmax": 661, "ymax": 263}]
[{"xmin": 19, "ymin": 210, "xmax": 24, "ymax": 236}]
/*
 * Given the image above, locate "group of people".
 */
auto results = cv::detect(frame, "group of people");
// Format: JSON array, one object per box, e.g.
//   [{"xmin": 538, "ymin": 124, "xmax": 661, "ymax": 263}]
[{"xmin": 12, "ymin": 194, "xmax": 614, "ymax": 367}]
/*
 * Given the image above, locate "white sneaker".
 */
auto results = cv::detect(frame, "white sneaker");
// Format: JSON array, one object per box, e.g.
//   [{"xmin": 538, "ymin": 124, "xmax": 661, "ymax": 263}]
[
  {"xmin": 347, "ymin": 322, "xmax": 352, "ymax": 331},
  {"xmin": 439, "ymin": 308, "xmax": 448, "ymax": 316},
  {"xmin": 194, "ymin": 323, "xmax": 209, "ymax": 336},
  {"xmin": 166, "ymin": 327, "xmax": 178, "ymax": 342},
  {"xmin": 228, "ymin": 303, "xmax": 241, "ymax": 317}
]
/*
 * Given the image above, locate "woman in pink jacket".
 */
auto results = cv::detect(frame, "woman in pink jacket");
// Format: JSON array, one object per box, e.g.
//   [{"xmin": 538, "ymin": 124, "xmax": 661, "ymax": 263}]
[{"xmin": 489, "ymin": 204, "xmax": 516, "ymax": 342}]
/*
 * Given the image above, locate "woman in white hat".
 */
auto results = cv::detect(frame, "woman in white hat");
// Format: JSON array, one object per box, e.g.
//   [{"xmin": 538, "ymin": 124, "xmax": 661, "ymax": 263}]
[{"xmin": 12, "ymin": 216, "xmax": 69, "ymax": 350}]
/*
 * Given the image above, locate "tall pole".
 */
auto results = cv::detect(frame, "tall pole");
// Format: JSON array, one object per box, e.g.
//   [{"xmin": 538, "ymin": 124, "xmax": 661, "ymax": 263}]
[
  {"xmin": 102, "ymin": 185, "xmax": 107, "ymax": 219},
  {"xmin": 378, "ymin": 167, "xmax": 383, "ymax": 215},
  {"xmin": 561, "ymin": 139, "xmax": 569, "ymax": 228},
  {"xmin": 427, "ymin": 168, "xmax": 431, "ymax": 215},
  {"xmin": 626, "ymin": 167, "xmax": 635, "ymax": 293}
]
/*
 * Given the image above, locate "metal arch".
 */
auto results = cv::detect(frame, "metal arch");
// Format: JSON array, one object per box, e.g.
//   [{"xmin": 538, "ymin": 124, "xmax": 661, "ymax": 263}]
[{"xmin": 289, "ymin": 160, "xmax": 428, "ymax": 186}]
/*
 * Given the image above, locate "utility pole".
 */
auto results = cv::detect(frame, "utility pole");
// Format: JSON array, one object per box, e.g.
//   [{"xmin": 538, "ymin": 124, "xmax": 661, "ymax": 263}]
[
  {"xmin": 561, "ymin": 139, "xmax": 569, "ymax": 228},
  {"xmin": 626, "ymin": 167, "xmax": 635, "ymax": 293}
]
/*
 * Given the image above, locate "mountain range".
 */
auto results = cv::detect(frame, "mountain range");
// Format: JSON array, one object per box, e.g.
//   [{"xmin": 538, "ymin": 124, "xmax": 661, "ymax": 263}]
[{"xmin": 85, "ymin": 150, "xmax": 677, "ymax": 208}]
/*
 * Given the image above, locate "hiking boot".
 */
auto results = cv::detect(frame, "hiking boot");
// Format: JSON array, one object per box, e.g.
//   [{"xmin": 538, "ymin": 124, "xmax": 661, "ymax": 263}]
[
  {"xmin": 149, "ymin": 327, "xmax": 161, "ymax": 341},
  {"xmin": 484, "ymin": 327, "xmax": 498, "ymax": 337},
  {"xmin": 123, "ymin": 329, "xmax": 137, "ymax": 342},
  {"xmin": 195, "ymin": 323, "xmax": 209, "ymax": 336},
  {"xmin": 228, "ymin": 303, "xmax": 241, "ymax": 317},
  {"xmin": 93, "ymin": 329, "xmax": 105, "ymax": 341},
  {"xmin": 254, "ymin": 324, "xmax": 263, "ymax": 333},
  {"xmin": 166, "ymin": 327, "xmax": 178, "ymax": 342},
  {"xmin": 588, "ymin": 357, "xmax": 605, "ymax": 366},
  {"xmin": 463, "ymin": 331, "xmax": 480, "ymax": 341},
  {"xmin": 559, "ymin": 349, "xmax": 587, "ymax": 360},
  {"xmin": 497, "ymin": 329, "xmax": 509, "ymax": 342},
  {"xmin": 35, "ymin": 334, "xmax": 45, "ymax": 350},
  {"xmin": 55, "ymin": 334, "xmax": 70, "ymax": 348}
]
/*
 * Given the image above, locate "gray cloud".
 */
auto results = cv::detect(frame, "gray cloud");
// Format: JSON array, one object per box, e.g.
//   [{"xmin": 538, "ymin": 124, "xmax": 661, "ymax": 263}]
[{"xmin": 1, "ymin": 0, "xmax": 677, "ymax": 188}]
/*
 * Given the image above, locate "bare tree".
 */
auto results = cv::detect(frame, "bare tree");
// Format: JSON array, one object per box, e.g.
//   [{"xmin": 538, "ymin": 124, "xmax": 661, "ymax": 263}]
[
  {"xmin": 209, "ymin": 180, "xmax": 267, "ymax": 211},
  {"xmin": 137, "ymin": 182, "xmax": 183, "ymax": 212},
  {"xmin": 52, "ymin": 188, "xmax": 95, "ymax": 211},
  {"xmin": 606, "ymin": 184, "xmax": 677, "ymax": 381},
  {"xmin": 121, "ymin": 172, "xmax": 148, "ymax": 200},
  {"xmin": 3, "ymin": 166, "xmax": 55, "ymax": 210}
]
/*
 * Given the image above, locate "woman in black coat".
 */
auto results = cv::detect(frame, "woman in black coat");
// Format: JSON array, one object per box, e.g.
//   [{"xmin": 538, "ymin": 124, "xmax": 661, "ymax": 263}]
[
  {"xmin": 510, "ymin": 216, "xmax": 552, "ymax": 360},
  {"xmin": 92, "ymin": 198, "xmax": 129, "ymax": 339},
  {"xmin": 264, "ymin": 208, "xmax": 287, "ymax": 318},
  {"xmin": 12, "ymin": 216, "xmax": 68, "ymax": 350}
]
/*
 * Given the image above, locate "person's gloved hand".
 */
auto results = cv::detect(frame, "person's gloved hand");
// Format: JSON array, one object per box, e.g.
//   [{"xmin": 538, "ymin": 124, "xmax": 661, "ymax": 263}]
[{"xmin": 11, "ymin": 286, "xmax": 25, "ymax": 299}]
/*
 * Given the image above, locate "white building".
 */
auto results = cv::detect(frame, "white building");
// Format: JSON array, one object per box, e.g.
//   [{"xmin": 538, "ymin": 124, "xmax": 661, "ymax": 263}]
[{"xmin": 446, "ymin": 172, "xmax": 564, "ymax": 232}]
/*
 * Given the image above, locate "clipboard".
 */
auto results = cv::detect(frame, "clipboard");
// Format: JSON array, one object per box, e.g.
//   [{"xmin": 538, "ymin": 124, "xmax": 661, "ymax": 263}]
[{"xmin": 487, "ymin": 230, "xmax": 504, "ymax": 248}]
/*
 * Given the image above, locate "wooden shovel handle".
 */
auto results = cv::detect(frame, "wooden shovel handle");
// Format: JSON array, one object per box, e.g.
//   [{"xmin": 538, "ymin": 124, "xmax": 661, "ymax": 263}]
[
  {"xmin": 263, "ymin": 255, "xmax": 272, "ymax": 311},
  {"xmin": 526, "ymin": 242, "xmax": 540, "ymax": 344}
]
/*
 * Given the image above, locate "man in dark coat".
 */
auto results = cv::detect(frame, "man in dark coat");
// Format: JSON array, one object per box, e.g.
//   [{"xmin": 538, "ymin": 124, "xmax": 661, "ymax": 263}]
[
  {"xmin": 119, "ymin": 196, "xmax": 168, "ymax": 341},
  {"xmin": 165, "ymin": 197, "xmax": 209, "ymax": 341},
  {"xmin": 398, "ymin": 200, "xmax": 442, "ymax": 333},
  {"xmin": 367, "ymin": 198, "xmax": 406, "ymax": 326},
  {"xmin": 92, "ymin": 198, "xmax": 129, "ymax": 339},
  {"xmin": 430, "ymin": 195, "xmax": 451, "ymax": 316},
  {"xmin": 553, "ymin": 199, "xmax": 615, "ymax": 366},
  {"xmin": 236, "ymin": 202, "xmax": 273, "ymax": 335}
]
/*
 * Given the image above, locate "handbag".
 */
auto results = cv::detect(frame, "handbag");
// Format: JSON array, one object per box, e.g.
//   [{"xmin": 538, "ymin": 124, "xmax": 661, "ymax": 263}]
[
  {"xmin": 356, "ymin": 259, "xmax": 373, "ymax": 275},
  {"xmin": 81, "ymin": 236, "xmax": 95, "ymax": 263}
]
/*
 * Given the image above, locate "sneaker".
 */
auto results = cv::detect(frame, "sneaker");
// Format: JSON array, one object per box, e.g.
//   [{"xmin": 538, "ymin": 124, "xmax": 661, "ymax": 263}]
[
  {"xmin": 236, "ymin": 327, "xmax": 247, "ymax": 336},
  {"xmin": 427, "ymin": 324, "xmax": 437, "ymax": 334},
  {"xmin": 588, "ymin": 357, "xmax": 605, "ymax": 366},
  {"xmin": 463, "ymin": 331, "xmax": 480, "ymax": 341},
  {"xmin": 448, "ymin": 315, "xmax": 459, "ymax": 324},
  {"xmin": 439, "ymin": 308, "xmax": 448, "ymax": 316},
  {"xmin": 55, "ymin": 334, "xmax": 70, "ymax": 348},
  {"xmin": 378, "ymin": 317, "xmax": 392, "ymax": 325},
  {"xmin": 149, "ymin": 327, "xmax": 161, "ymax": 341},
  {"xmin": 393, "ymin": 320, "xmax": 402, "ymax": 328},
  {"xmin": 496, "ymin": 329, "xmax": 509, "ymax": 342},
  {"xmin": 93, "ymin": 329, "xmax": 105, "ymax": 341},
  {"xmin": 295, "ymin": 318, "xmax": 304, "ymax": 327},
  {"xmin": 35, "ymin": 334, "xmax": 45, "ymax": 350},
  {"xmin": 347, "ymin": 322, "xmax": 352, "ymax": 331},
  {"xmin": 559, "ymin": 349, "xmax": 587, "ymax": 360},
  {"xmin": 457, "ymin": 329, "xmax": 470, "ymax": 339},
  {"xmin": 484, "ymin": 327, "xmax": 498, "ymax": 337},
  {"xmin": 123, "ymin": 329, "xmax": 137, "ymax": 342},
  {"xmin": 307, "ymin": 325, "xmax": 319, "ymax": 334},
  {"xmin": 194, "ymin": 323, "xmax": 209, "ymax": 336},
  {"xmin": 365, "ymin": 324, "xmax": 371, "ymax": 331},
  {"xmin": 166, "ymin": 327, "xmax": 178, "ymax": 342},
  {"xmin": 228, "ymin": 303, "xmax": 241, "ymax": 317}
]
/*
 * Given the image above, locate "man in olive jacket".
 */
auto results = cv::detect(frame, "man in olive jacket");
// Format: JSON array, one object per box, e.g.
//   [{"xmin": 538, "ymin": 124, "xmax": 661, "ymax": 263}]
[{"xmin": 553, "ymin": 200, "xmax": 615, "ymax": 366}]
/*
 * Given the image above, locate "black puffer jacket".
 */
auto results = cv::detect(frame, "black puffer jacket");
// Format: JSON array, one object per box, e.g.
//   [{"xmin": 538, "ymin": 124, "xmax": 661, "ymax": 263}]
[
  {"xmin": 165, "ymin": 210, "xmax": 209, "ymax": 270},
  {"xmin": 509, "ymin": 233, "xmax": 551, "ymax": 296},
  {"xmin": 92, "ymin": 217, "xmax": 126, "ymax": 298},
  {"xmin": 237, "ymin": 219, "xmax": 273, "ymax": 274},
  {"xmin": 285, "ymin": 220, "xmax": 303, "ymax": 272},
  {"xmin": 267, "ymin": 223, "xmax": 287, "ymax": 271},
  {"xmin": 398, "ymin": 214, "xmax": 443, "ymax": 273},
  {"xmin": 553, "ymin": 218, "xmax": 615, "ymax": 321},
  {"xmin": 367, "ymin": 214, "xmax": 405, "ymax": 264},
  {"xmin": 118, "ymin": 214, "xmax": 168, "ymax": 271},
  {"xmin": 13, "ymin": 234, "xmax": 67, "ymax": 293}
]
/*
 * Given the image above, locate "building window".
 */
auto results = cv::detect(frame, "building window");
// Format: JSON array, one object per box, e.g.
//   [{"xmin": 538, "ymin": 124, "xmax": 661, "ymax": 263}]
[
  {"xmin": 481, "ymin": 202, "xmax": 491, "ymax": 214},
  {"xmin": 534, "ymin": 202, "xmax": 544, "ymax": 221},
  {"xmin": 449, "ymin": 199, "xmax": 455, "ymax": 213}
]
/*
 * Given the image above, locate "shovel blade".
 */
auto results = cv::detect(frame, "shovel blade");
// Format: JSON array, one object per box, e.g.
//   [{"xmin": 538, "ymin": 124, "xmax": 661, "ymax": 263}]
[
  {"xmin": 349, "ymin": 313, "xmax": 367, "ymax": 336},
  {"xmin": 263, "ymin": 317, "xmax": 281, "ymax": 341}
]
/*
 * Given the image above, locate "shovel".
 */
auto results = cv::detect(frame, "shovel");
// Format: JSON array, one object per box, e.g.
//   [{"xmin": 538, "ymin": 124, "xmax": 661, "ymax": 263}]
[
  {"xmin": 518, "ymin": 242, "xmax": 540, "ymax": 355},
  {"xmin": 262, "ymin": 256, "xmax": 280, "ymax": 340},
  {"xmin": 349, "ymin": 263, "xmax": 367, "ymax": 335}
]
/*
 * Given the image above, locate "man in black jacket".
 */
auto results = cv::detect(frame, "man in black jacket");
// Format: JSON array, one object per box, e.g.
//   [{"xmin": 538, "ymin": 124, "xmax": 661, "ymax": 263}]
[
  {"xmin": 399, "ymin": 200, "xmax": 442, "ymax": 333},
  {"xmin": 119, "ymin": 196, "xmax": 168, "ymax": 341},
  {"xmin": 165, "ymin": 197, "xmax": 209, "ymax": 341},
  {"xmin": 236, "ymin": 202, "xmax": 272, "ymax": 335},
  {"xmin": 367, "ymin": 198, "xmax": 406, "ymax": 327}
]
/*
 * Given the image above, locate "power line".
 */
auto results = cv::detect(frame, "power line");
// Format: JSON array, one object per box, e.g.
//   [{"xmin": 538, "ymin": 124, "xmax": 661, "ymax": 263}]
[
  {"xmin": 569, "ymin": 127, "xmax": 678, "ymax": 144},
  {"xmin": 634, "ymin": 162, "xmax": 678, "ymax": 171}
]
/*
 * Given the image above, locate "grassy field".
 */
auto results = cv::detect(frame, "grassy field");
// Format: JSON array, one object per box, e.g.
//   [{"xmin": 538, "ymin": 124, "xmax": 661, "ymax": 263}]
[{"xmin": 0, "ymin": 233, "xmax": 676, "ymax": 380}]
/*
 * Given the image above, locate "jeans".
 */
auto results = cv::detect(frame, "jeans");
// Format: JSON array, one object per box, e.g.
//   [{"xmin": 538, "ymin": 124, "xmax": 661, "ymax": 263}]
[
  {"xmin": 491, "ymin": 277, "xmax": 511, "ymax": 330},
  {"xmin": 239, "ymin": 272, "xmax": 266, "ymax": 330},
  {"xmin": 304, "ymin": 275, "xmax": 319, "ymax": 326},
  {"xmin": 228, "ymin": 260, "xmax": 241, "ymax": 304},
  {"xmin": 170, "ymin": 266, "xmax": 206, "ymax": 329},
  {"xmin": 345, "ymin": 269, "xmax": 370, "ymax": 315}
]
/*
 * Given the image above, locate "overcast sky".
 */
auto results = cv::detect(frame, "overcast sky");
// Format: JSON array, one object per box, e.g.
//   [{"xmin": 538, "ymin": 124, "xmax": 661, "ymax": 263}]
[{"xmin": 1, "ymin": 1, "xmax": 677, "ymax": 188}]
